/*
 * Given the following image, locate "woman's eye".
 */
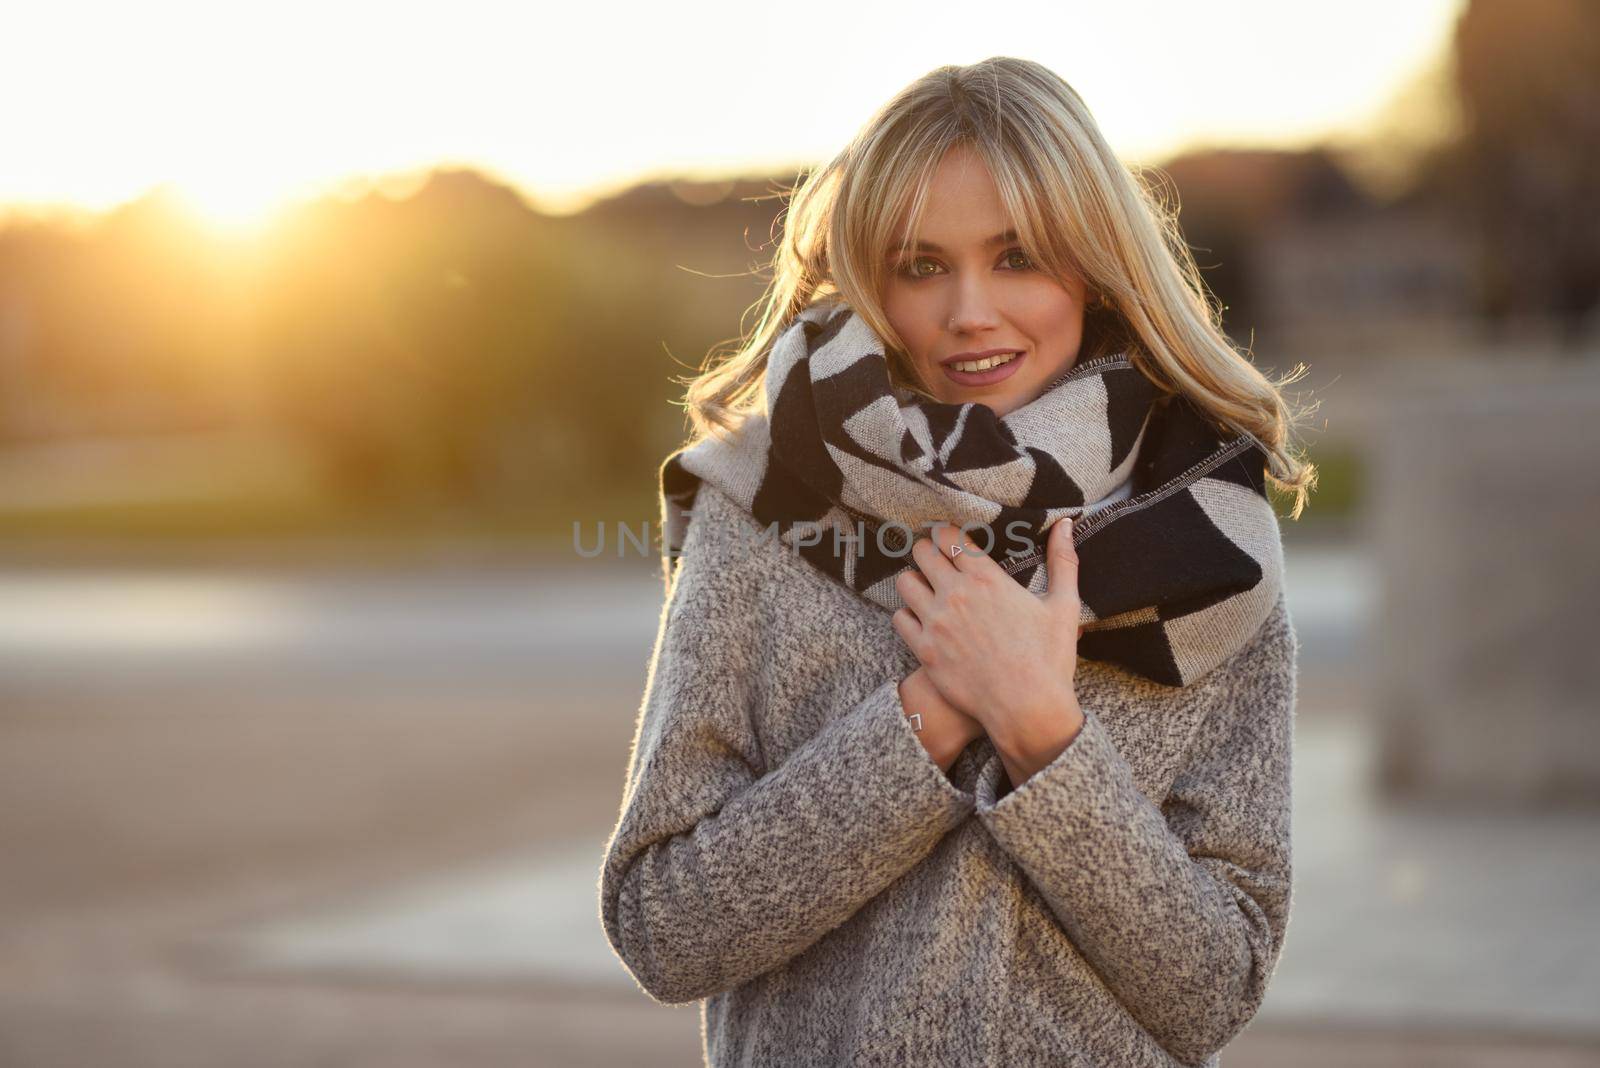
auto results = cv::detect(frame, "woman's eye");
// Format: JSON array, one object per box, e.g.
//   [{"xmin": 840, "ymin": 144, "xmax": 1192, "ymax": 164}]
[{"xmin": 896, "ymin": 250, "xmax": 1031, "ymax": 279}]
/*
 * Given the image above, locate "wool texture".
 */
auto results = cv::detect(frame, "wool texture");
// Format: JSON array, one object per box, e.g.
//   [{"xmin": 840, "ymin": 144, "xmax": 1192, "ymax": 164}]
[
  {"xmin": 598, "ymin": 479, "xmax": 1300, "ymax": 1067},
  {"xmin": 660, "ymin": 298, "xmax": 1285, "ymax": 688}
]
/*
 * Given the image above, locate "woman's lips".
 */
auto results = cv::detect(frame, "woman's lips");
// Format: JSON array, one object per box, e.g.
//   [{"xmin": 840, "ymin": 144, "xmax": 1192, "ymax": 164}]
[{"xmin": 942, "ymin": 350, "xmax": 1026, "ymax": 387}]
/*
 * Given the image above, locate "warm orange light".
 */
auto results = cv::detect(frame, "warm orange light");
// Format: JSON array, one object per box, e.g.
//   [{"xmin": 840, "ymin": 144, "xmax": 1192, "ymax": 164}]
[{"xmin": 167, "ymin": 177, "xmax": 297, "ymax": 238}]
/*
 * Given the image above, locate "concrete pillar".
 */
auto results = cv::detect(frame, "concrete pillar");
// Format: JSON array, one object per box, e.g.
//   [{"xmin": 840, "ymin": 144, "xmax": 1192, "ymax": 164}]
[{"xmin": 1367, "ymin": 356, "xmax": 1600, "ymax": 805}]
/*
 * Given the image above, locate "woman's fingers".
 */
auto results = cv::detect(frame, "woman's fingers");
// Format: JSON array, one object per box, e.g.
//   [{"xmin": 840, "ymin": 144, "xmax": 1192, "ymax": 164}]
[
  {"xmin": 891, "ymin": 606, "xmax": 922, "ymax": 649},
  {"xmin": 931, "ymin": 522, "xmax": 997, "ymax": 575},
  {"xmin": 908, "ymin": 533, "xmax": 957, "ymax": 592},
  {"xmin": 1046, "ymin": 517, "xmax": 1079, "ymax": 607},
  {"xmin": 913, "ymin": 522, "xmax": 998, "ymax": 591},
  {"xmin": 894, "ymin": 566, "xmax": 935, "ymax": 619}
]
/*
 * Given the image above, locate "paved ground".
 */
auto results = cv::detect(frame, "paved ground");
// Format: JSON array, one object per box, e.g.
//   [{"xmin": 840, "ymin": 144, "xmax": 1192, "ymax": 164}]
[{"xmin": 2, "ymin": 543, "xmax": 1597, "ymax": 1066}]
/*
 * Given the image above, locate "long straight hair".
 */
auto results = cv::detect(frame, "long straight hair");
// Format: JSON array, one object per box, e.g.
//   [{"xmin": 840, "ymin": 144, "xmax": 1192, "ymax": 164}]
[{"xmin": 678, "ymin": 57, "xmax": 1318, "ymax": 518}]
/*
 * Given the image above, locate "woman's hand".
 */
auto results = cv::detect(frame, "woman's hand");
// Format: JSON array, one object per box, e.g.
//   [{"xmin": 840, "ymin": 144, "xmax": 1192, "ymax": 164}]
[
  {"xmin": 890, "ymin": 517, "xmax": 1085, "ymax": 772},
  {"xmin": 898, "ymin": 665, "xmax": 985, "ymax": 772}
]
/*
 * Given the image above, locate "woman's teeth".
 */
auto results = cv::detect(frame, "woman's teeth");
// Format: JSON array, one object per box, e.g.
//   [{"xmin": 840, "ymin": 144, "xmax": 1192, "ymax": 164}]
[{"xmin": 951, "ymin": 352, "xmax": 1019, "ymax": 373}]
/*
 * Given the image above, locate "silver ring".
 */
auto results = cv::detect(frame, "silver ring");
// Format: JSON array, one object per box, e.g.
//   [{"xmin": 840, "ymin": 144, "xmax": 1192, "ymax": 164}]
[
  {"xmin": 949, "ymin": 543, "xmax": 964, "ymax": 559},
  {"xmin": 907, "ymin": 712, "xmax": 924, "ymax": 732}
]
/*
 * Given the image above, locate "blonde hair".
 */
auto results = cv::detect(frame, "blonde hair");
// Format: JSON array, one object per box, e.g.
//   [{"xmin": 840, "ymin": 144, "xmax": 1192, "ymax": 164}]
[{"xmin": 678, "ymin": 56, "xmax": 1318, "ymax": 518}]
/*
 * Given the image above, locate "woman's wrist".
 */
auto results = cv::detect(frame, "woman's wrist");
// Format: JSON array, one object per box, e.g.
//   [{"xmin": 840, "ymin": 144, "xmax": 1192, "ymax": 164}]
[
  {"xmin": 990, "ymin": 687, "xmax": 1085, "ymax": 786},
  {"xmin": 900, "ymin": 669, "xmax": 982, "ymax": 772}
]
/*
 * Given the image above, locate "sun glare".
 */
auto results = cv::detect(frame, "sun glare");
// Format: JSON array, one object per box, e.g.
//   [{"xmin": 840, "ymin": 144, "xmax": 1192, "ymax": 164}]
[
  {"xmin": 169, "ymin": 177, "xmax": 300, "ymax": 238},
  {"xmin": 0, "ymin": 0, "xmax": 1467, "ymax": 228}
]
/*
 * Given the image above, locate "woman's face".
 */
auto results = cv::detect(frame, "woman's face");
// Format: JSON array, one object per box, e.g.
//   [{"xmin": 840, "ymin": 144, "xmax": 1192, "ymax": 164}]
[{"xmin": 882, "ymin": 143, "xmax": 1089, "ymax": 418}]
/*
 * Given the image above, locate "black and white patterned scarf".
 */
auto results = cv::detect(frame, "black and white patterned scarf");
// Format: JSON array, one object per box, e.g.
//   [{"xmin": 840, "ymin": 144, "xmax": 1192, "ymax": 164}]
[{"xmin": 659, "ymin": 299, "xmax": 1284, "ymax": 687}]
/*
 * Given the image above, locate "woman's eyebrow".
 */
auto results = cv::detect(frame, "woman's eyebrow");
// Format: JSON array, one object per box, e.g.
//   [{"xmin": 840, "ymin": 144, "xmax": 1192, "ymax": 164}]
[{"xmin": 910, "ymin": 228, "xmax": 1020, "ymax": 254}]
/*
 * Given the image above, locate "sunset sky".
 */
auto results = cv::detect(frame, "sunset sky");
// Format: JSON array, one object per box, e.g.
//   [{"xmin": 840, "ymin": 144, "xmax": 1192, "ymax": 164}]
[{"xmin": 5, "ymin": 0, "xmax": 1465, "ymax": 228}]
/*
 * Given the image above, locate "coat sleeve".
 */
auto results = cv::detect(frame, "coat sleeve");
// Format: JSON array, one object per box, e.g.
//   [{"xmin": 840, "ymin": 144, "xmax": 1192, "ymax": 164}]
[
  {"xmin": 598, "ymin": 487, "xmax": 978, "ymax": 1005},
  {"xmin": 972, "ymin": 595, "xmax": 1299, "ymax": 1065}
]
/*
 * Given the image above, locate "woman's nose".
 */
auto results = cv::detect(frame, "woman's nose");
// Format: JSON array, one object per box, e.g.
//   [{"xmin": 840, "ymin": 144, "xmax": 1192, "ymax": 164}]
[{"xmin": 946, "ymin": 277, "xmax": 1003, "ymax": 334}]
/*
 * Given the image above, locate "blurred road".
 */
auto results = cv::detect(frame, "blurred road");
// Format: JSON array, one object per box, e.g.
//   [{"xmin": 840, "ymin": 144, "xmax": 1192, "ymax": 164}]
[{"xmin": 1, "ymin": 543, "xmax": 1597, "ymax": 1067}]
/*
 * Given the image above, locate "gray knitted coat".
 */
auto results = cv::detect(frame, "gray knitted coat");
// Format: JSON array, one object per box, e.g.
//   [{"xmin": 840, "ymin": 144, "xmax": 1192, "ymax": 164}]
[{"xmin": 598, "ymin": 481, "xmax": 1300, "ymax": 1067}]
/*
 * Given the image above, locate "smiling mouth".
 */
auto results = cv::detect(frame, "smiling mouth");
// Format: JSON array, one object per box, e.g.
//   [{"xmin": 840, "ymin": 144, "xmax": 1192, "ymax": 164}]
[
  {"xmin": 941, "ymin": 349, "xmax": 1027, "ymax": 386},
  {"xmin": 947, "ymin": 351, "xmax": 1021, "ymax": 373}
]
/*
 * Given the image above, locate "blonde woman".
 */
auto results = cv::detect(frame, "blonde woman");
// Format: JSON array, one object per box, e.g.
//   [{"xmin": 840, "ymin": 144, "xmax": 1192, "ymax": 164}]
[{"xmin": 599, "ymin": 56, "xmax": 1315, "ymax": 1067}]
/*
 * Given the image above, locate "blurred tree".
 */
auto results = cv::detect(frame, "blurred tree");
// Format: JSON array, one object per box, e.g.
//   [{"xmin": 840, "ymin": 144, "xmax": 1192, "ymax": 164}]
[
  {"xmin": 1453, "ymin": 0, "xmax": 1600, "ymax": 346},
  {"xmin": 0, "ymin": 165, "xmax": 785, "ymax": 528},
  {"xmin": 1155, "ymin": 149, "xmax": 1369, "ymax": 350},
  {"xmin": 251, "ymin": 168, "xmax": 780, "ymax": 515}
]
